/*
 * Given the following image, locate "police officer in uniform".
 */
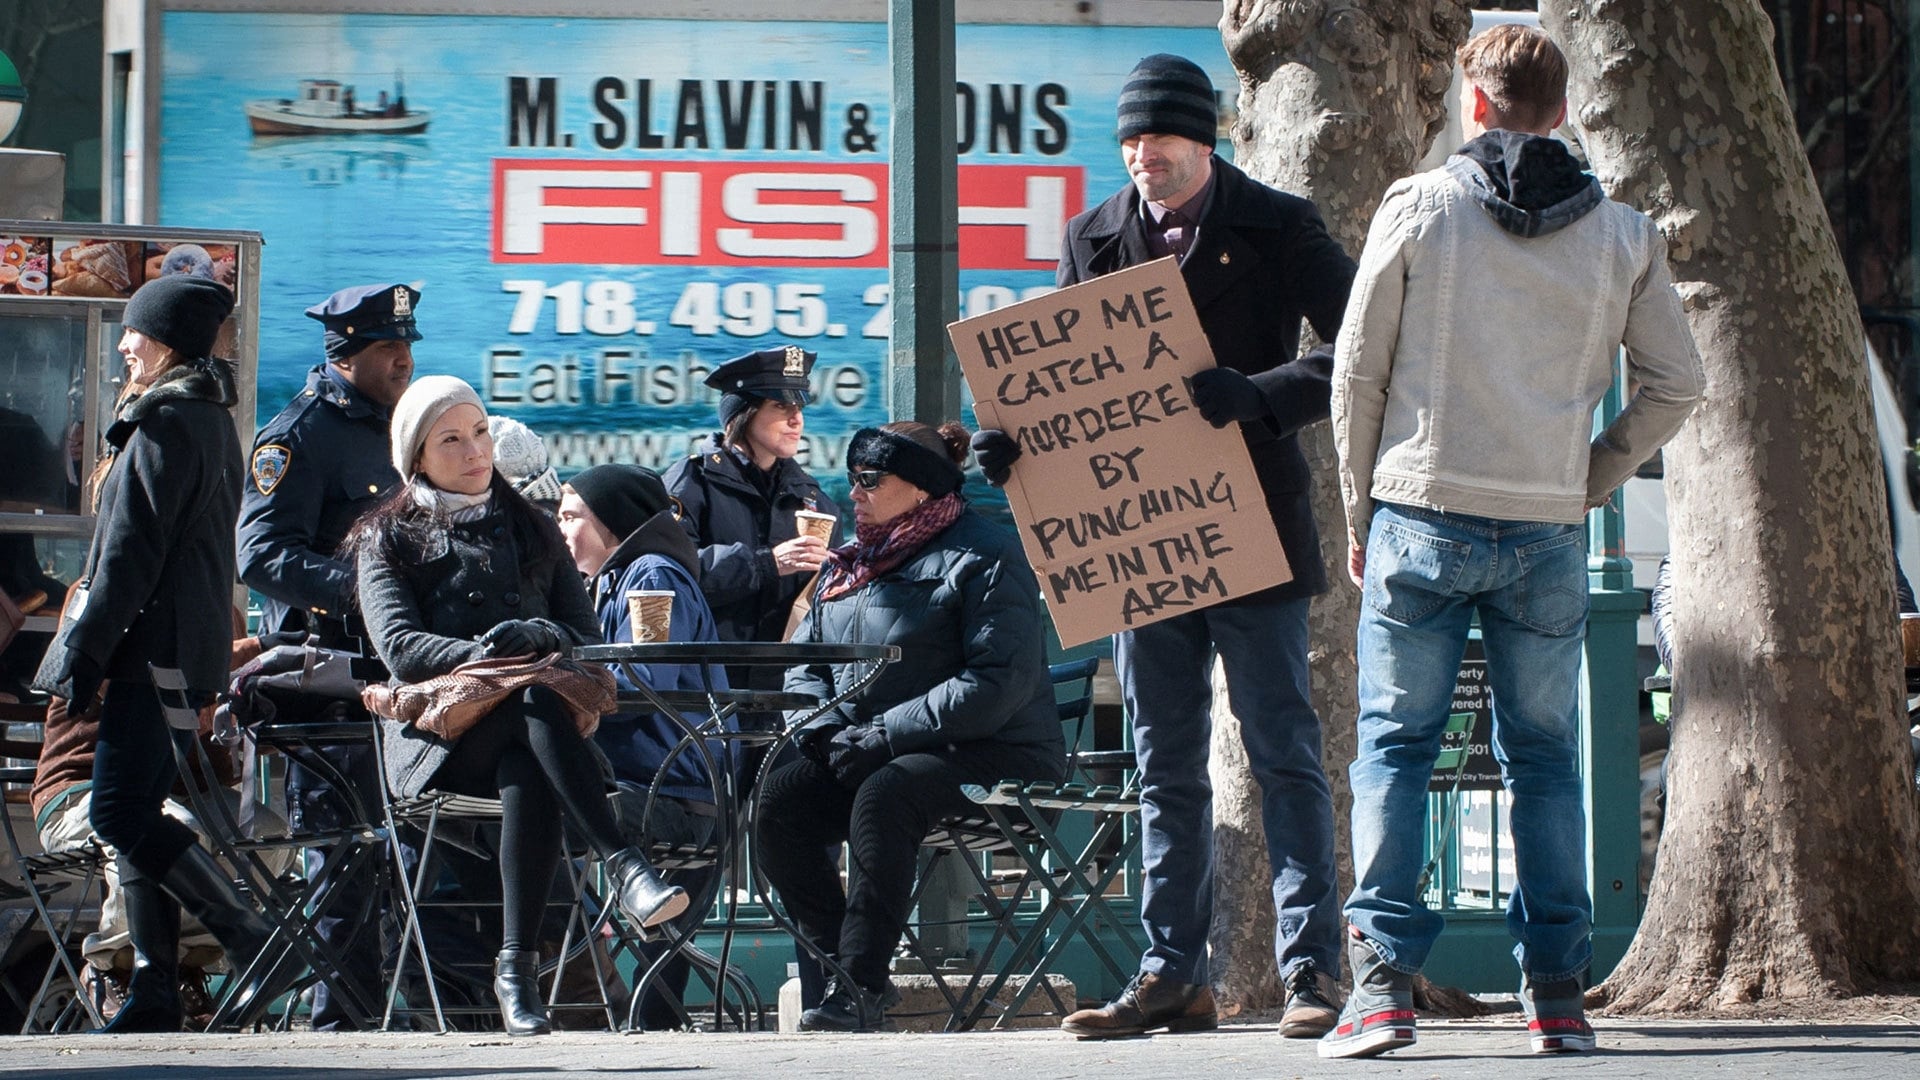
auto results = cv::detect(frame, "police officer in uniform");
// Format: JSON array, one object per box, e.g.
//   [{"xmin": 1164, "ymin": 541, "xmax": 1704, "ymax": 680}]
[
  {"xmin": 665, "ymin": 344, "xmax": 842, "ymax": 1009},
  {"xmin": 235, "ymin": 284, "xmax": 426, "ymax": 1030},
  {"xmin": 664, "ymin": 345, "xmax": 842, "ymax": 695},
  {"xmin": 239, "ymin": 283, "xmax": 420, "ymax": 645}
]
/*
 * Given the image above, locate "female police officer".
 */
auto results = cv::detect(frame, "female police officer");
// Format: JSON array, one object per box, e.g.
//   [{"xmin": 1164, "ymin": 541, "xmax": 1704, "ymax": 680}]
[{"xmin": 663, "ymin": 346, "xmax": 841, "ymax": 689}]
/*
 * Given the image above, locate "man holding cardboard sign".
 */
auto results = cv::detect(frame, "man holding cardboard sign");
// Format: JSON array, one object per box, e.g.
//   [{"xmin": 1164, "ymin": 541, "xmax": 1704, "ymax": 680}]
[{"xmin": 970, "ymin": 53, "xmax": 1356, "ymax": 1039}]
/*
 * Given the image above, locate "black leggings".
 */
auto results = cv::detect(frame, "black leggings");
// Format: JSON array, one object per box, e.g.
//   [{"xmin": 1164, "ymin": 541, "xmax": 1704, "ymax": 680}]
[
  {"xmin": 428, "ymin": 686, "xmax": 627, "ymax": 952},
  {"xmin": 89, "ymin": 680, "xmax": 200, "ymax": 880},
  {"xmin": 756, "ymin": 740, "xmax": 1060, "ymax": 991}
]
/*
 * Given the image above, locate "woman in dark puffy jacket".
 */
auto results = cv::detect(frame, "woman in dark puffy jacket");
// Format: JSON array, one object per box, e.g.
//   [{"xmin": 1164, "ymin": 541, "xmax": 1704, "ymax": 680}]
[
  {"xmin": 349, "ymin": 376, "xmax": 684, "ymax": 1036},
  {"xmin": 33, "ymin": 276, "xmax": 300, "ymax": 1031},
  {"xmin": 758, "ymin": 421, "xmax": 1065, "ymax": 1032}
]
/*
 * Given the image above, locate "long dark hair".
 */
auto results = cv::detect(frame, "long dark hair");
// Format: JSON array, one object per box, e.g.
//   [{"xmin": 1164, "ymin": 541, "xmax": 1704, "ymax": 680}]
[{"xmin": 343, "ymin": 470, "xmax": 565, "ymax": 573}]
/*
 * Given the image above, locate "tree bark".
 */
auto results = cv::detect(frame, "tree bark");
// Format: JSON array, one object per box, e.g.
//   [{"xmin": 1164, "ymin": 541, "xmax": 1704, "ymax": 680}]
[
  {"xmin": 1208, "ymin": 0, "xmax": 1473, "ymax": 1013},
  {"xmin": 1542, "ymin": 0, "xmax": 1920, "ymax": 1010}
]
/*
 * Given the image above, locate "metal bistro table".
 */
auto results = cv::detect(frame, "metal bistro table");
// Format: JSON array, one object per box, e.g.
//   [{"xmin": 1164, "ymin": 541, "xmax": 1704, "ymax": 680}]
[{"xmin": 572, "ymin": 641, "xmax": 899, "ymax": 1030}]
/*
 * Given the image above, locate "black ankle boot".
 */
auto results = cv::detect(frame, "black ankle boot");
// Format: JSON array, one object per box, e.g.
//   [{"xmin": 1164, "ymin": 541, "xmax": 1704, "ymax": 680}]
[
  {"xmin": 492, "ymin": 949, "xmax": 551, "ymax": 1036},
  {"xmin": 798, "ymin": 975, "xmax": 899, "ymax": 1032},
  {"xmin": 154, "ymin": 844, "xmax": 306, "ymax": 1028},
  {"xmin": 602, "ymin": 849, "xmax": 688, "ymax": 929},
  {"xmin": 93, "ymin": 876, "xmax": 183, "ymax": 1034}
]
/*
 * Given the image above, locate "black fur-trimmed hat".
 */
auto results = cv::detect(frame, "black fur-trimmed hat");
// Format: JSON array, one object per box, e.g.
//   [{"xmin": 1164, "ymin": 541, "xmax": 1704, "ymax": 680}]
[{"xmin": 847, "ymin": 427, "xmax": 964, "ymax": 499}]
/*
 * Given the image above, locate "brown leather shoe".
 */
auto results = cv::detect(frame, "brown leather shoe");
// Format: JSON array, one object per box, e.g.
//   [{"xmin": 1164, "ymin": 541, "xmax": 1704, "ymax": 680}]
[
  {"xmin": 1061, "ymin": 973, "xmax": 1217, "ymax": 1039},
  {"xmin": 1279, "ymin": 962, "xmax": 1340, "ymax": 1037}
]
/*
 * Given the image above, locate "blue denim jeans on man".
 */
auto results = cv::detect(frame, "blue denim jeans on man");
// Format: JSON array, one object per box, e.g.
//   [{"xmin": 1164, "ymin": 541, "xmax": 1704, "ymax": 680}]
[
  {"xmin": 1347, "ymin": 503, "xmax": 1592, "ymax": 983},
  {"xmin": 1117, "ymin": 593, "xmax": 1341, "ymax": 985}
]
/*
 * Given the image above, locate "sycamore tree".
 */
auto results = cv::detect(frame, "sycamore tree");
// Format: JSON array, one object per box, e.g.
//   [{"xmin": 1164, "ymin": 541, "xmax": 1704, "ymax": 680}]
[{"xmin": 1539, "ymin": 0, "xmax": 1920, "ymax": 1009}]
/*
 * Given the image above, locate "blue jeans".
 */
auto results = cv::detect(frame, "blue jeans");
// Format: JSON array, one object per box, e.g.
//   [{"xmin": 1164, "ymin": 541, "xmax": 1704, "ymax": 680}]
[
  {"xmin": 1347, "ymin": 503, "xmax": 1593, "ymax": 982},
  {"xmin": 1116, "ymin": 593, "xmax": 1340, "ymax": 985}
]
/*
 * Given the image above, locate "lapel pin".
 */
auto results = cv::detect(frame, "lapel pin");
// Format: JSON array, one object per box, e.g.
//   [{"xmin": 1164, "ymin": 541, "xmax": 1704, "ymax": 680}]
[{"xmin": 1219, "ymin": 251, "xmax": 1231, "ymax": 265}]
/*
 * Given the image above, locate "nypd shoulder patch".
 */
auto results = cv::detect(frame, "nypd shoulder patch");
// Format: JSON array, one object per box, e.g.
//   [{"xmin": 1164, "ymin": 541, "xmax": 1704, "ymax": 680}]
[{"xmin": 251, "ymin": 444, "xmax": 292, "ymax": 496}]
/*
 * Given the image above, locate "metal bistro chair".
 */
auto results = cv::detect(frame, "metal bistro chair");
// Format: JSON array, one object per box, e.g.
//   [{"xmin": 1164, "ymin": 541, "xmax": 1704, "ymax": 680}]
[
  {"xmin": 0, "ymin": 717, "xmax": 109, "ymax": 1033},
  {"xmin": 150, "ymin": 664, "xmax": 387, "ymax": 1030},
  {"xmin": 592, "ymin": 684, "xmax": 788, "ymax": 1032},
  {"xmin": 368, "ymin": 708, "xmax": 630, "ymax": 1032},
  {"xmin": 906, "ymin": 655, "xmax": 1144, "ymax": 1031}
]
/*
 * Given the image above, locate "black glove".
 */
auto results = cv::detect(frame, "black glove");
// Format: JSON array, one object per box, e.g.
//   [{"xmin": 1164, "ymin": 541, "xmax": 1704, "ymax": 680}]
[
  {"xmin": 1189, "ymin": 367, "xmax": 1269, "ymax": 428},
  {"xmin": 969, "ymin": 429, "xmax": 1022, "ymax": 487},
  {"xmin": 65, "ymin": 654, "xmax": 104, "ymax": 714},
  {"xmin": 479, "ymin": 619, "xmax": 563, "ymax": 658},
  {"xmin": 824, "ymin": 724, "xmax": 893, "ymax": 788},
  {"xmin": 793, "ymin": 720, "xmax": 846, "ymax": 767},
  {"xmin": 257, "ymin": 629, "xmax": 309, "ymax": 651}
]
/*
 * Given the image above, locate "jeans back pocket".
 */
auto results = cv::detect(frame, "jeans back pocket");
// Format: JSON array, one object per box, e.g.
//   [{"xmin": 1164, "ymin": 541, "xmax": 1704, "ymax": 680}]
[
  {"xmin": 1511, "ymin": 529, "xmax": 1589, "ymax": 635},
  {"xmin": 1365, "ymin": 518, "xmax": 1472, "ymax": 624}
]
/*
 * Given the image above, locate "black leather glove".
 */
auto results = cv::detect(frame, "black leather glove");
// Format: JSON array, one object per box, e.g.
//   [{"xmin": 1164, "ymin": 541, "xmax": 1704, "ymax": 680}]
[
  {"xmin": 793, "ymin": 720, "xmax": 845, "ymax": 767},
  {"xmin": 479, "ymin": 619, "xmax": 563, "ymax": 658},
  {"xmin": 969, "ymin": 429, "xmax": 1022, "ymax": 487},
  {"xmin": 824, "ymin": 724, "xmax": 893, "ymax": 788},
  {"xmin": 257, "ymin": 629, "xmax": 309, "ymax": 652},
  {"xmin": 1189, "ymin": 366, "xmax": 1269, "ymax": 428},
  {"xmin": 65, "ymin": 654, "xmax": 104, "ymax": 715}
]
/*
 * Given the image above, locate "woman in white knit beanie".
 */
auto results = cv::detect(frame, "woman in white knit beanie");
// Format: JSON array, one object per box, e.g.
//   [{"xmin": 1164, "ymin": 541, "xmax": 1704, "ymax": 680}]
[{"xmin": 349, "ymin": 375, "xmax": 685, "ymax": 1036}]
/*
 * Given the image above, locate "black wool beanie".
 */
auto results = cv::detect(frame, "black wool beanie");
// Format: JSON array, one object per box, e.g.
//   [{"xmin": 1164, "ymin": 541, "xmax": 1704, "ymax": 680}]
[
  {"xmin": 570, "ymin": 463, "xmax": 673, "ymax": 541},
  {"xmin": 123, "ymin": 276, "xmax": 235, "ymax": 360},
  {"xmin": 1116, "ymin": 53, "xmax": 1217, "ymax": 148}
]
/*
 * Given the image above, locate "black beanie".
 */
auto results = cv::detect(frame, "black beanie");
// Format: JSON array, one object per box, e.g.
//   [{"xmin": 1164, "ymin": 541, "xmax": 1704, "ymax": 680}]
[
  {"xmin": 1116, "ymin": 54, "xmax": 1217, "ymax": 148},
  {"xmin": 123, "ymin": 276, "xmax": 234, "ymax": 360},
  {"xmin": 570, "ymin": 464, "xmax": 673, "ymax": 542}
]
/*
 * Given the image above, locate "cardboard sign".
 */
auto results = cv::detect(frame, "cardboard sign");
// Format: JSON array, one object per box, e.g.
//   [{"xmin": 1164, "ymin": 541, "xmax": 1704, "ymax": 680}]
[{"xmin": 949, "ymin": 257, "xmax": 1289, "ymax": 647}]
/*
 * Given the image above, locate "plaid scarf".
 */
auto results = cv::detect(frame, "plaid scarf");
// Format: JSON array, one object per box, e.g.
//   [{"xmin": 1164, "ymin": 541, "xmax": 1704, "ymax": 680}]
[{"xmin": 816, "ymin": 492, "xmax": 965, "ymax": 602}]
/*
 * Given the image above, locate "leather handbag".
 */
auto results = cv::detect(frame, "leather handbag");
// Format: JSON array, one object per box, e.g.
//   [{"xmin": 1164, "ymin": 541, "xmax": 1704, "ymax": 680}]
[
  {"xmin": 0, "ymin": 589, "xmax": 23, "ymax": 659},
  {"xmin": 365, "ymin": 652, "xmax": 616, "ymax": 799}
]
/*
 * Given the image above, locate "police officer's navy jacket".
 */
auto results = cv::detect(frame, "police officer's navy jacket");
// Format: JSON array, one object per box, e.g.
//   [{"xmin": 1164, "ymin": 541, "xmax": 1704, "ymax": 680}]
[
  {"xmin": 237, "ymin": 364, "xmax": 398, "ymax": 635},
  {"xmin": 662, "ymin": 434, "xmax": 840, "ymax": 650}
]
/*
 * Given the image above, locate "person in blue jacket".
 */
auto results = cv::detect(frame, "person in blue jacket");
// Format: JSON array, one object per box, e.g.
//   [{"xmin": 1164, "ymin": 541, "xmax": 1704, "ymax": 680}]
[{"xmin": 557, "ymin": 463, "xmax": 730, "ymax": 1028}]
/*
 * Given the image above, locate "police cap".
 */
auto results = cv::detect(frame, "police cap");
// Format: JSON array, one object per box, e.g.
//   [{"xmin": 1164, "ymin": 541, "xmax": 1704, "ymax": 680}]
[
  {"xmin": 306, "ymin": 283, "xmax": 423, "ymax": 361},
  {"xmin": 704, "ymin": 345, "xmax": 816, "ymax": 406}
]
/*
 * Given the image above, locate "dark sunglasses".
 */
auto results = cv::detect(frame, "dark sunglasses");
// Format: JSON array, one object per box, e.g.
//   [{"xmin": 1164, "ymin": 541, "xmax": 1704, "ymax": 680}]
[{"xmin": 848, "ymin": 470, "xmax": 887, "ymax": 490}]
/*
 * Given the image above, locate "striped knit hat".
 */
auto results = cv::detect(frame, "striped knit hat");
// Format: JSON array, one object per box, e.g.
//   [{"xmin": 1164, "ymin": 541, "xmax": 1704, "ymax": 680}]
[{"xmin": 1116, "ymin": 54, "xmax": 1217, "ymax": 148}]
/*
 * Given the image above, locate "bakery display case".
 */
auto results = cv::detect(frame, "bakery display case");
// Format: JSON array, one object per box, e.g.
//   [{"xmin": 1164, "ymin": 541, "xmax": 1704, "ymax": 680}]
[{"xmin": 0, "ymin": 222, "xmax": 261, "ymax": 644}]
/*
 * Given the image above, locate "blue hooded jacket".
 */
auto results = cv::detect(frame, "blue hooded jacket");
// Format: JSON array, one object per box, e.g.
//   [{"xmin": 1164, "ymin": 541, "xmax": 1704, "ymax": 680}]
[{"xmin": 587, "ymin": 509, "xmax": 733, "ymax": 803}]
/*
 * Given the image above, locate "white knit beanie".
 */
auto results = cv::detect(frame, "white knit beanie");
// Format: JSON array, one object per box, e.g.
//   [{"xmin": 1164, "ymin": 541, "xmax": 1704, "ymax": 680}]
[
  {"xmin": 488, "ymin": 414, "xmax": 563, "ymax": 503},
  {"xmin": 390, "ymin": 375, "xmax": 487, "ymax": 482}
]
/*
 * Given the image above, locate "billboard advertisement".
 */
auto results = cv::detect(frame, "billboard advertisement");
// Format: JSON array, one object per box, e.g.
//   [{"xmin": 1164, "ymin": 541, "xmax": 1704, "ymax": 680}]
[{"xmin": 155, "ymin": 10, "xmax": 1233, "ymax": 508}]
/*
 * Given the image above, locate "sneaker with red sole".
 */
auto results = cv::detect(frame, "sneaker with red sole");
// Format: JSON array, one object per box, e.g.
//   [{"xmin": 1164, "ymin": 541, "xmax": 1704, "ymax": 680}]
[
  {"xmin": 1522, "ymin": 975, "xmax": 1596, "ymax": 1054},
  {"xmin": 1317, "ymin": 929, "xmax": 1417, "ymax": 1059}
]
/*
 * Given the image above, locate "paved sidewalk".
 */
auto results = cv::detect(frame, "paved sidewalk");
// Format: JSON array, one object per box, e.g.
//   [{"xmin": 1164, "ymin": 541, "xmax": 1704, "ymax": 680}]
[{"xmin": 5, "ymin": 1019, "xmax": 1919, "ymax": 1079}]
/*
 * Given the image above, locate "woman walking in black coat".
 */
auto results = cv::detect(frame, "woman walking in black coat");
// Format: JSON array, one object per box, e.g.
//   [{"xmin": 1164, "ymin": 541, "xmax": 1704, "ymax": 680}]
[
  {"xmin": 350, "ymin": 376, "xmax": 685, "ymax": 1036},
  {"xmin": 758, "ymin": 421, "xmax": 1066, "ymax": 1032},
  {"xmin": 34, "ymin": 276, "xmax": 298, "ymax": 1031}
]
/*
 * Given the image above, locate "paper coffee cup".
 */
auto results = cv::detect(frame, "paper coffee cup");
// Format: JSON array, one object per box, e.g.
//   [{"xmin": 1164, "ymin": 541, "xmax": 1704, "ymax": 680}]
[
  {"xmin": 1902, "ymin": 614, "xmax": 1920, "ymax": 669},
  {"xmin": 626, "ymin": 590, "xmax": 675, "ymax": 643},
  {"xmin": 795, "ymin": 509, "xmax": 835, "ymax": 542}
]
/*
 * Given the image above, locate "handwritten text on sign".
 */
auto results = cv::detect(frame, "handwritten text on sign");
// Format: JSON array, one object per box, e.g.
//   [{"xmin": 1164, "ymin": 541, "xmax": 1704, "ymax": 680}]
[{"xmin": 950, "ymin": 258, "xmax": 1289, "ymax": 647}]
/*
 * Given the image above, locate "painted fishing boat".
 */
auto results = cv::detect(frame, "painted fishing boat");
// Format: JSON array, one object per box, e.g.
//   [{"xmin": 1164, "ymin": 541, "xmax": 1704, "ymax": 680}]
[{"xmin": 245, "ymin": 79, "xmax": 429, "ymax": 136}]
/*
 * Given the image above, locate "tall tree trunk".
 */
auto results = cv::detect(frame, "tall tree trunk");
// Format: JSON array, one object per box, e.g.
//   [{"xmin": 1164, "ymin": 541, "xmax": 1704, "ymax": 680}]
[
  {"xmin": 1208, "ymin": 0, "xmax": 1473, "ymax": 1013},
  {"xmin": 1541, "ymin": 0, "xmax": 1920, "ymax": 1010}
]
